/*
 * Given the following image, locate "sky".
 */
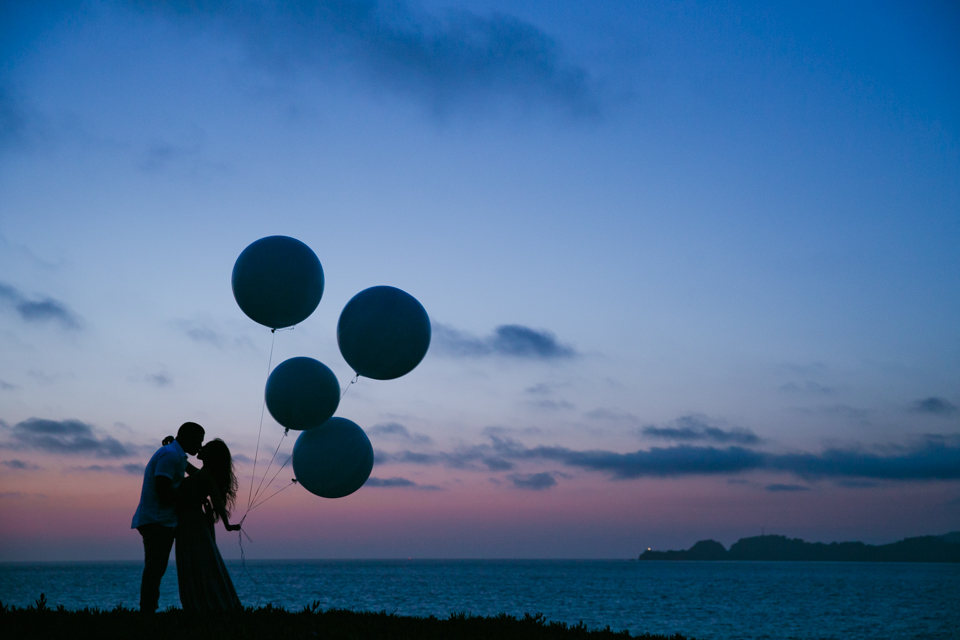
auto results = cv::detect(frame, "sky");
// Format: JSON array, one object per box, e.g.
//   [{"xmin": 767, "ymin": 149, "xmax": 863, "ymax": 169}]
[{"xmin": 1, "ymin": 0, "xmax": 958, "ymax": 561}]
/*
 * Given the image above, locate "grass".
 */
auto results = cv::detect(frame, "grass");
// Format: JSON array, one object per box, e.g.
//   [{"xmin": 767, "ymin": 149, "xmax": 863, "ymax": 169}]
[{"xmin": 1, "ymin": 594, "xmax": 691, "ymax": 640}]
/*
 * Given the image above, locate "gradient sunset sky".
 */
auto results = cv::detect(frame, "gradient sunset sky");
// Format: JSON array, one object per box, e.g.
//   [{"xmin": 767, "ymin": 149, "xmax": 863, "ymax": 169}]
[{"xmin": 1, "ymin": 0, "xmax": 958, "ymax": 561}]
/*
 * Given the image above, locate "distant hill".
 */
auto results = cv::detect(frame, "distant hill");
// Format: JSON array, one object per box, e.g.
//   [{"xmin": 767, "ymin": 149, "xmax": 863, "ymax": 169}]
[{"xmin": 639, "ymin": 532, "xmax": 960, "ymax": 562}]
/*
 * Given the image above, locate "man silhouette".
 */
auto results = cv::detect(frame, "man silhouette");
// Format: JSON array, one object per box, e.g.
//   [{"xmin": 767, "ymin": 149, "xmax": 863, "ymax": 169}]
[{"xmin": 131, "ymin": 422, "xmax": 204, "ymax": 613}]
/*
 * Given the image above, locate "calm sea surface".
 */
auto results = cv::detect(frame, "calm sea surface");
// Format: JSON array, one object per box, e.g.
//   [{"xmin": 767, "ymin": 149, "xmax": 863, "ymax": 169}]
[{"xmin": 1, "ymin": 559, "xmax": 957, "ymax": 640}]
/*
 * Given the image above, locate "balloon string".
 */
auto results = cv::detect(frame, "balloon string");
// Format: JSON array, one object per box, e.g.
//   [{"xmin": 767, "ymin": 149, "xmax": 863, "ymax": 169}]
[
  {"xmin": 247, "ymin": 329, "xmax": 277, "ymax": 511},
  {"xmin": 237, "ymin": 516, "xmax": 262, "ymax": 609},
  {"xmin": 249, "ymin": 478, "xmax": 297, "ymax": 512},
  {"xmin": 251, "ymin": 443, "xmax": 295, "ymax": 509},
  {"xmin": 250, "ymin": 428, "xmax": 288, "ymax": 507},
  {"xmin": 339, "ymin": 373, "xmax": 360, "ymax": 402}
]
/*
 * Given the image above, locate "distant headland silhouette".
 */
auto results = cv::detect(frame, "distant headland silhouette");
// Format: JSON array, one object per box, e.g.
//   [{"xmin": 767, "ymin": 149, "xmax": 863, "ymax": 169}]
[{"xmin": 639, "ymin": 532, "xmax": 960, "ymax": 562}]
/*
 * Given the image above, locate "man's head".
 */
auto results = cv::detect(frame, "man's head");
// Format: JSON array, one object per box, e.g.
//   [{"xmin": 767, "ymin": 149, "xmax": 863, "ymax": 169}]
[{"xmin": 175, "ymin": 422, "xmax": 205, "ymax": 455}]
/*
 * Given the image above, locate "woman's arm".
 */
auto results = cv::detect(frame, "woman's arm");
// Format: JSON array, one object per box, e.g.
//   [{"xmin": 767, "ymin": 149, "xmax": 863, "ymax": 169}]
[{"xmin": 205, "ymin": 474, "xmax": 241, "ymax": 532}]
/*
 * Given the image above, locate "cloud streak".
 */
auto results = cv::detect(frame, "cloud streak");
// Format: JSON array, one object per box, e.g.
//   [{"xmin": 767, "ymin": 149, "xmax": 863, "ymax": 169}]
[
  {"xmin": 365, "ymin": 476, "xmax": 441, "ymax": 490},
  {"xmin": 2, "ymin": 459, "xmax": 40, "ymax": 470},
  {"xmin": 375, "ymin": 446, "xmax": 514, "ymax": 472},
  {"xmin": 368, "ymin": 422, "xmax": 432, "ymax": 444},
  {"xmin": 508, "ymin": 472, "xmax": 556, "ymax": 490},
  {"xmin": 1, "ymin": 418, "xmax": 134, "ymax": 458},
  {"xmin": 432, "ymin": 323, "xmax": 577, "ymax": 360},
  {"xmin": 766, "ymin": 484, "xmax": 810, "ymax": 492},
  {"xmin": 778, "ymin": 381, "xmax": 836, "ymax": 395},
  {"xmin": 174, "ymin": 320, "xmax": 226, "ymax": 347},
  {"xmin": 0, "ymin": 84, "xmax": 47, "ymax": 154},
  {"xmin": 376, "ymin": 434, "xmax": 960, "ymax": 483},
  {"xmin": 767, "ymin": 441, "xmax": 960, "ymax": 481},
  {"xmin": 911, "ymin": 397, "xmax": 957, "ymax": 416},
  {"xmin": 641, "ymin": 415, "xmax": 761, "ymax": 445},
  {"xmin": 0, "ymin": 281, "xmax": 81, "ymax": 330},
  {"xmin": 139, "ymin": 0, "xmax": 599, "ymax": 117},
  {"xmin": 65, "ymin": 463, "xmax": 145, "ymax": 475}
]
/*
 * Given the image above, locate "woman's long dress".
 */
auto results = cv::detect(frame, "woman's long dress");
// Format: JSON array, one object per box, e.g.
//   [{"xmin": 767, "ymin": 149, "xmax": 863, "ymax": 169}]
[{"xmin": 175, "ymin": 473, "xmax": 241, "ymax": 612}]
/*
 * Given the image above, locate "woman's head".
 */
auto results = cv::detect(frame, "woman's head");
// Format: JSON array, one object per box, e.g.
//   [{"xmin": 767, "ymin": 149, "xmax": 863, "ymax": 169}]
[{"xmin": 198, "ymin": 438, "xmax": 237, "ymax": 519}]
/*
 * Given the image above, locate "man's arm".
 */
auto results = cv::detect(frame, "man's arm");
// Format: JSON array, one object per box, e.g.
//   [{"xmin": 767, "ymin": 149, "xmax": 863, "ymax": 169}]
[{"xmin": 155, "ymin": 475, "xmax": 177, "ymax": 506}]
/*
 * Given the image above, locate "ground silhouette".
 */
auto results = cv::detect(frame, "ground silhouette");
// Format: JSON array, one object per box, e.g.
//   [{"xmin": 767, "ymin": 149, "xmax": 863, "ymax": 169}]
[{"xmin": 2, "ymin": 597, "xmax": 693, "ymax": 640}]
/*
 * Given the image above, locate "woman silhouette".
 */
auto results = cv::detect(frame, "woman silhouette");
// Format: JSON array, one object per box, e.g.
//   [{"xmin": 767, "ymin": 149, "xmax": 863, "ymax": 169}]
[{"xmin": 175, "ymin": 438, "xmax": 243, "ymax": 611}]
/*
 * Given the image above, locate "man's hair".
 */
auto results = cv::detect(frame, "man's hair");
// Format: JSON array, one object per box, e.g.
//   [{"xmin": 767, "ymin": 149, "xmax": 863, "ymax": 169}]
[{"xmin": 177, "ymin": 421, "xmax": 205, "ymax": 440}]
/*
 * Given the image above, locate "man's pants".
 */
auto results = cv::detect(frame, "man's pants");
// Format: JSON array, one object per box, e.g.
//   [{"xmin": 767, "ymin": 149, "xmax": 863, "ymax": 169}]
[{"xmin": 137, "ymin": 524, "xmax": 176, "ymax": 612}]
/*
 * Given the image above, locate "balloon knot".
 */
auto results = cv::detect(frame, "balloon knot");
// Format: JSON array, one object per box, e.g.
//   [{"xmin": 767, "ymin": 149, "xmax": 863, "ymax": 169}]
[{"xmin": 292, "ymin": 478, "xmax": 298, "ymax": 484}]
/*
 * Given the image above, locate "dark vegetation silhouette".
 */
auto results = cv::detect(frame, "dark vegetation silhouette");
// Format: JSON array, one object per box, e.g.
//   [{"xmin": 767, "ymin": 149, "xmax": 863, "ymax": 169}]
[
  {"xmin": 639, "ymin": 532, "xmax": 960, "ymax": 562},
  {"xmin": 1, "ymin": 597, "xmax": 693, "ymax": 640}
]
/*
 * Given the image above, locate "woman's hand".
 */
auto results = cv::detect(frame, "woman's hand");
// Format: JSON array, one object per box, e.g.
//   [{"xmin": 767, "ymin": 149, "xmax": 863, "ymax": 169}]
[{"xmin": 225, "ymin": 523, "xmax": 241, "ymax": 532}]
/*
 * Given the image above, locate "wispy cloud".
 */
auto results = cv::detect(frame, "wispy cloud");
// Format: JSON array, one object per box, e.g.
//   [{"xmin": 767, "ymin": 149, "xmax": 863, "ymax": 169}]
[
  {"xmin": 779, "ymin": 362, "xmax": 829, "ymax": 377},
  {"xmin": 365, "ymin": 476, "xmax": 441, "ymax": 490},
  {"xmin": 375, "ymin": 446, "xmax": 515, "ymax": 472},
  {"xmin": 0, "ymin": 281, "xmax": 81, "ymax": 330},
  {"xmin": 368, "ymin": 422, "xmax": 432, "ymax": 445},
  {"xmin": 26, "ymin": 370, "xmax": 65, "ymax": 385},
  {"xmin": 911, "ymin": 397, "xmax": 957, "ymax": 416},
  {"xmin": 523, "ymin": 443, "xmax": 765, "ymax": 479},
  {"xmin": 789, "ymin": 404, "xmax": 871, "ymax": 421},
  {"xmin": 129, "ymin": 371, "xmax": 173, "ymax": 388},
  {"xmin": 174, "ymin": 320, "xmax": 225, "ymax": 346},
  {"xmin": 836, "ymin": 479, "xmax": 879, "ymax": 488},
  {"xmin": 0, "ymin": 84, "xmax": 48, "ymax": 154},
  {"xmin": 524, "ymin": 383, "xmax": 554, "ymax": 396},
  {"xmin": 376, "ymin": 433, "xmax": 960, "ymax": 483},
  {"xmin": 779, "ymin": 381, "xmax": 836, "ymax": 395},
  {"xmin": 522, "ymin": 383, "xmax": 575, "ymax": 410},
  {"xmin": 767, "ymin": 440, "xmax": 960, "ymax": 481},
  {"xmin": 641, "ymin": 415, "xmax": 761, "ymax": 445},
  {"xmin": 0, "ymin": 86, "xmax": 28, "ymax": 151},
  {"xmin": 481, "ymin": 425, "xmax": 543, "ymax": 438},
  {"xmin": 0, "ymin": 380, "xmax": 15, "ymax": 391},
  {"xmin": 137, "ymin": 138, "xmax": 202, "ymax": 173},
  {"xmin": 65, "ymin": 463, "xmax": 144, "ymax": 475},
  {"xmin": 147, "ymin": 373, "xmax": 173, "ymax": 387},
  {"xmin": 1, "ymin": 418, "xmax": 135, "ymax": 458},
  {"xmin": 0, "ymin": 491, "xmax": 47, "ymax": 500},
  {"xmin": 432, "ymin": 323, "xmax": 577, "ymax": 360},
  {"xmin": 508, "ymin": 472, "xmax": 556, "ymax": 490},
  {"xmin": 585, "ymin": 408, "xmax": 641, "ymax": 423},
  {"xmin": 172, "ymin": 319, "xmax": 256, "ymax": 350},
  {"xmin": 2, "ymin": 459, "xmax": 40, "ymax": 470},
  {"xmin": 766, "ymin": 483, "xmax": 810, "ymax": 492},
  {"xmin": 529, "ymin": 399, "xmax": 575, "ymax": 411},
  {"xmin": 140, "ymin": 0, "xmax": 599, "ymax": 118}
]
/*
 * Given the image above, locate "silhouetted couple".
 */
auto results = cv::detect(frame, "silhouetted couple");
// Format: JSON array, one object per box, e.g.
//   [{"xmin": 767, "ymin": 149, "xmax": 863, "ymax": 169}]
[{"xmin": 132, "ymin": 422, "xmax": 242, "ymax": 613}]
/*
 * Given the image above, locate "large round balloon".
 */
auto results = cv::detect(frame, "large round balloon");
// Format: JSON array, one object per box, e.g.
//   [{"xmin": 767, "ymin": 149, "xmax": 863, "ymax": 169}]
[
  {"xmin": 337, "ymin": 286, "xmax": 431, "ymax": 380},
  {"xmin": 292, "ymin": 417, "xmax": 374, "ymax": 498},
  {"xmin": 265, "ymin": 357, "xmax": 340, "ymax": 431},
  {"xmin": 232, "ymin": 236, "xmax": 324, "ymax": 329}
]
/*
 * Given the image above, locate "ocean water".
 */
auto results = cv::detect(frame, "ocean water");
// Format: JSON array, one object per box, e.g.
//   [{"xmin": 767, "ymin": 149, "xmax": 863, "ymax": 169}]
[{"xmin": 1, "ymin": 559, "xmax": 957, "ymax": 640}]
